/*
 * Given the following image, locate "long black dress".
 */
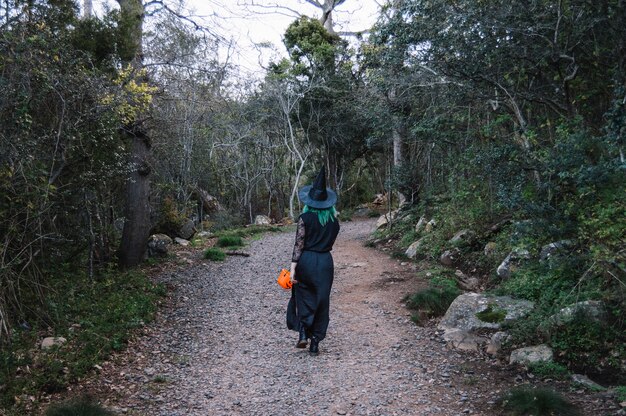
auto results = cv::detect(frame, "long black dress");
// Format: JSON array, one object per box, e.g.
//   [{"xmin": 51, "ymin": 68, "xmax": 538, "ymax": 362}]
[{"xmin": 289, "ymin": 211, "xmax": 340, "ymax": 341}]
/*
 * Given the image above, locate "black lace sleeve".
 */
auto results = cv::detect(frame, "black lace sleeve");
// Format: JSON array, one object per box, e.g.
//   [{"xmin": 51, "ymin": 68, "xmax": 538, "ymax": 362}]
[{"xmin": 291, "ymin": 217, "xmax": 305, "ymax": 262}]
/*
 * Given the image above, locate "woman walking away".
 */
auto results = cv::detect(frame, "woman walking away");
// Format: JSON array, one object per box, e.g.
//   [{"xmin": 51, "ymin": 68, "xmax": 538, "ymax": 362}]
[{"xmin": 289, "ymin": 166, "xmax": 340, "ymax": 356}]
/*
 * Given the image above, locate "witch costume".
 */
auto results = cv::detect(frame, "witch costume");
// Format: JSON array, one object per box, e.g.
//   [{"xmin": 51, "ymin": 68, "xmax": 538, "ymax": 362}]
[{"xmin": 287, "ymin": 167, "xmax": 340, "ymax": 355}]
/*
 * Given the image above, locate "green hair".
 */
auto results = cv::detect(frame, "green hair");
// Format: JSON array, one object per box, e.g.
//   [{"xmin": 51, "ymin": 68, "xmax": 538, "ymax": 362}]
[{"xmin": 303, "ymin": 205, "xmax": 337, "ymax": 226}]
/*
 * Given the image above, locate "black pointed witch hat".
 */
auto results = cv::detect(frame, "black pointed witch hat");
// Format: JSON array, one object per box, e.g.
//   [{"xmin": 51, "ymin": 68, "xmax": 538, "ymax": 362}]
[{"xmin": 298, "ymin": 166, "xmax": 337, "ymax": 209}]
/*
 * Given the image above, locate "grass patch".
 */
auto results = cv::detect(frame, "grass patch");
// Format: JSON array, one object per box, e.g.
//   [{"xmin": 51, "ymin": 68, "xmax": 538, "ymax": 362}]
[
  {"xmin": 45, "ymin": 396, "xmax": 114, "ymax": 416},
  {"xmin": 1, "ymin": 269, "xmax": 164, "ymax": 412},
  {"xmin": 216, "ymin": 235, "xmax": 244, "ymax": 248},
  {"xmin": 203, "ymin": 248, "xmax": 226, "ymax": 261},
  {"xmin": 528, "ymin": 362, "xmax": 570, "ymax": 380},
  {"xmin": 616, "ymin": 386, "xmax": 626, "ymax": 402},
  {"xmin": 476, "ymin": 305, "xmax": 507, "ymax": 323},
  {"xmin": 498, "ymin": 387, "xmax": 580, "ymax": 415}
]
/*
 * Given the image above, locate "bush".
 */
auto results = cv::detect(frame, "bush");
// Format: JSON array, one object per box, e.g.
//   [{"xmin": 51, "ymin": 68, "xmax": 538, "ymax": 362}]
[
  {"xmin": 45, "ymin": 397, "xmax": 113, "ymax": 416},
  {"xmin": 203, "ymin": 248, "xmax": 226, "ymax": 261},
  {"xmin": 528, "ymin": 362, "xmax": 570, "ymax": 380},
  {"xmin": 498, "ymin": 387, "xmax": 580, "ymax": 415},
  {"xmin": 216, "ymin": 236, "xmax": 244, "ymax": 248},
  {"xmin": 406, "ymin": 275, "xmax": 460, "ymax": 322}
]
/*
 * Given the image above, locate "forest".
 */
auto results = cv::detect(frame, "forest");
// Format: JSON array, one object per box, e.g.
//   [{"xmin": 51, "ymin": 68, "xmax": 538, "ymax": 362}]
[{"xmin": 0, "ymin": 0, "xmax": 625, "ymax": 414}]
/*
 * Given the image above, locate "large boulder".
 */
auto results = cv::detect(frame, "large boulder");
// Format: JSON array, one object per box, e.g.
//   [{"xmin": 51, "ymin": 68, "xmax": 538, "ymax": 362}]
[
  {"xmin": 194, "ymin": 188, "xmax": 223, "ymax": 213},
  {"xmin": 509, "ymin": 345, "xmax": 553, "ymax": 365},
  {"xmin": 178, "ymin": 219, "xmax": 196, "ymax": 240},
  {"xmin": 439, "ymin": 293, "xmax": 534, "ymax": 334},
  {"xmin": 254, "ymin": 215, "xmax": 272, "ymax": 226},
  {"xmin": 147, "ymin": 234, "xmax": 172, "ymax": 257}
]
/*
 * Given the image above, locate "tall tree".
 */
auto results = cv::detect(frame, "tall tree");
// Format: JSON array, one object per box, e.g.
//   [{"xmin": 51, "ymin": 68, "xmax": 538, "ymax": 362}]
[{"xmin": 116, "ymin": 0, "xmax": 152, "ymax": 267}]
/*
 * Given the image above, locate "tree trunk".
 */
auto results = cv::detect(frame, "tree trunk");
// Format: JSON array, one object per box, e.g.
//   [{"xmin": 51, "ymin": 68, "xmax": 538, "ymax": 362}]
[
  {"xmin": 117, "ymin": 0, "xmax": 152, "ymax": 268},
  {"xmin": 83, "ymin": 0, "xmax": 92, "ymax": 19}
]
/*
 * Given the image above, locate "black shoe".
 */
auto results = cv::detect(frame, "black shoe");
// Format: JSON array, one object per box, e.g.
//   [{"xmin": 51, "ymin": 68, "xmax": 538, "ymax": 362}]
[
  {"xmin": 296, "ymin": 327, "xmax": 308, "ymax": 348},
  {"xmin": 309, "ymin": 336, "xmax": 319, "ymax": 356}
]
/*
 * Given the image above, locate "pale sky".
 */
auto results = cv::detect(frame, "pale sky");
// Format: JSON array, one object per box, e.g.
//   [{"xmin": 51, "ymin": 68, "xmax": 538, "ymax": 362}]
[
  {"xmin": 95, "ymin": 0, "xmax": 382, "ymax": 79},
  {"xmin": 186, "ymin": 0, "xmax": 382, "ymax": 77}
]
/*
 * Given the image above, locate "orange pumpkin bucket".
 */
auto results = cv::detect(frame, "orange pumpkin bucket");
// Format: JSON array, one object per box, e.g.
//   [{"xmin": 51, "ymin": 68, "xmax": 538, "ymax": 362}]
[{"xmin": 277, "ymin": 269, "xmax": 292, "ymax": 289}]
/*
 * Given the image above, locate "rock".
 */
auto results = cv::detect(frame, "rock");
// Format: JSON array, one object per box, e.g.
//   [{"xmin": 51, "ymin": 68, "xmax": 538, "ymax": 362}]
[
  {"xmin": 509, "ymin": 345, "xmax": 553, "ymax": 365},
  {"xmin": 196, "ymin": 231, "xmax": 212, "ymax": 238},
  {"xmin": 372, "ymin": 193, "xmax": 387, "ymax": 206},
  {"xmin": 442, "ymin": 330, "xmax": 488, "ymax": 351},
  {"xmin": 454, "ymin": 270, "xmax": 479, "ymax": 291},
  {"xmin": 41, "ymin": 337, "xmax": 67, "ymax": 350},
  {"xmin": 178, "ymin": 219, "xmax": 196, "ymax": 240},
  {"xmin": 550, "ymin": 300, "xmax": 607, "ymax": 326},
  {"xmin": 449, "ymin": 229, "xmax": 475, "ymax": 244},
  {"xmin": 439, "ymin": 293, "xmax": 534, "ymax": 334},
  {"xmin": 193, "ymin": 188, "xmax": 223, "ymax": 213},
  {"xmin": 424, "ymin": 219, "xmax": 436, "ymax": 233},
  {"xmin": 174, "ymin": 237, "xmax": 190, "ymax": 246},
  {"xmin": 353, "ymin": 207, "xmax": 376, "ymax": 217},
  {"xmin": 405, "ymin": 239, "xmax": 424, "ymax": 259},
  {"xmin": 496, "ymin": 248, "xmax": 531, "ymax": 279},
  {"xmin": 486, "ymin": 332, "xmax": 509, "ymax": 356},
  {"xmin": 571, "ymin": 374, "xmax": 606, "ymax": 391},
  {"xmin": 376, "ymin": 210, "xmax": 398, "ymax": 229},
  {"xmin": 148, "ymin": 234, "xmax": 172, "ymax": 257},
  {"xmin": 440, "ymin": 249, "xmax": 460, "ymax": 266},
  {"xmin": 540, "ymin": 240, "xmax": 575, "ymax": 261},
  {"xmin": 254, "ymin": 215, "xmax": 272, "ymax": 226},
  {"xmin": 415, "ymin": 217, "xmax": 427, "ymax": 233},
  {"xmin": 483, "ymin": 242, "xmax": 497, "ymax": 256}
]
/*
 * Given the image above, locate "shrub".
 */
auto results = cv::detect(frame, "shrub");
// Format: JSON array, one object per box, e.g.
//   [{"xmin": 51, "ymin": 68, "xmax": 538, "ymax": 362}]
[
  {"xmin": 406, "ymin": 276, "xmax": 460, "ymax": 322},
  {"xmin": 498, "ymin": 387, "xmax": 580, "ymax": 415},
  {"xmin": 45, "ymin": 397, "xmax": 113, "ymax": 416},
  {"xmin": 203, "ymin": 248, "xmax": 226, "ymax": 261},
  {"xmin": 216, "ymin": 236, "xmax": 244, "ymax": 248},
  {"xmin": 528, "ymin": 362, "xmax": 570, "ymax": 380}
]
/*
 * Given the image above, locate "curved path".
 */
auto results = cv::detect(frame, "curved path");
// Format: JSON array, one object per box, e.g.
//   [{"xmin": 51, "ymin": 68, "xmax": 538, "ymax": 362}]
[{"xmin": 78, "ymin": 219, "xmax": 604, "ymax": 415}]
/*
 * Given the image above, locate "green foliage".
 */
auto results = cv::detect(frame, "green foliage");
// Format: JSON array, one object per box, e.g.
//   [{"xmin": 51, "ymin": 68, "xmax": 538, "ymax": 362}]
[
  {"xmin": 45, "ymin": 396, "xmax": 114, "ymax": 416},
  {"xmin": 216, "ymin": 236, "xmax": 244, "ymax": 248},
  {"xmin": 203, "ymin": 248, "xmax": 226, "ymax": 261},
  {"xmin": 406, "ymin": 274, "xmax": 460, "ymax": 322},
  {"xmin": 475, "ymin": 305, "xmax": 507, "ymax": 323},
  {"xmin": 528, "ymin": 362, "xmax": 570, "ymax": 380},
  {"xmin": 0, "ymin": 269, "xmax": 164, "ymax": 409},
  {"xmin": 337, "ymin": 209, "xmax": 353, "ymax": 222},
  {"xmin": 498, "ymin": 387, "xmax": 580, "ymax": 416},
  {"xmin": 154, "ymin": 196, "xmax": 185, "ymax": 236},
  {"xmin": 616, "ymin": 386, "xmax": 626, "ymax": 402}
]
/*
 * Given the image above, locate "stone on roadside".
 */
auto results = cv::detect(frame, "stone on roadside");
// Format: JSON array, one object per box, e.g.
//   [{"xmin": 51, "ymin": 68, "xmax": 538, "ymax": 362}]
[
  {"xmin": 376, "ymin": 211, "xmax": 398, "ymax": 229},
  {"xmin": 254, "ymin": 215, "xmax": 272, "ymax": 226},
  {"xmin": 496, "ymin": 248, "xmax": 531, "ymax": 279},
  {"xmin": 440, "ymin": 249, "xmax": 460, "ymax": 266},
  {"xmin": 571, "ymin": 374, "xmax": 606, "ymax": 391},
  {"xmin": 550, "ymin": 300, "xmax": 607, "ymax": 326},
  {"xmin": 486, "ymin": 331, "xmax": 510, "ymax": 356},
  {"xmin": 509, "ymin": 344, "xmax": 553, "ymax": 365},
  {"xmin": 405, "ymin": 239, "xmax": 424, "ymax": 259},
  {"xmin": 41, "ymin": 337, "xmax": 67, "ymax": 350},
  {"xmin": 174, "ymin": 237, "xmax": 190, "ymax": 246},
  {"xmin": 442, "ymin": 329, "xmax": 487, "ymax": 351},
  {"xmin": 540, "ymin": 240, "xmax": 575, "ymax": 261},
  {"xmin": 147, "ymin": 234, "xmax": 172, "ymax": 257},
  {"xmin": 424, "ymin": 219, "xmax": 436, "ymax": 233},
  {"xmin": 415, "ymin": 216, "xmax": 427, "ymax": 233},
  {"xmin": 178, "ymin": 219, "xmax": 196, "ymax": 240},
  {"xmin": 449, "ymin": 229, "xmax": 475, "ymax": 244},
  {"xmin": 196, "ymin": 231, "xmax": 212, "ymax": 238},
  {"xmin": 439, "ymin": 293, "xmax": 534, "ymax": 334},
  {"xmin": 484, "ymin": 242, "xmax": 497, "ymax": 256}
]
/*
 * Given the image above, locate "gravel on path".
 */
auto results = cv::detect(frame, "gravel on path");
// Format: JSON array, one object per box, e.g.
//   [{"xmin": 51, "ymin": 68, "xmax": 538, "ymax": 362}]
[{"xmin": 73, "ymin": 219, "xmax": 612, "ymax": 416}]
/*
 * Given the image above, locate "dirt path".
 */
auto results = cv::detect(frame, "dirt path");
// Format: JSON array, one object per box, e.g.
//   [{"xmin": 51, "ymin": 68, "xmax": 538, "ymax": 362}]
[{"xmin": 77, "ymin": 219, "xmax": 609, "ymax": 415}]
